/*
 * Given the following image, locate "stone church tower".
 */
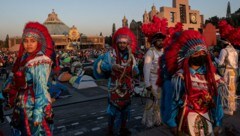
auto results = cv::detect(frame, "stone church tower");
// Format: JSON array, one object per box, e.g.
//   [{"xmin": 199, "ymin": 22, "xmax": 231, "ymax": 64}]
[
  {"xmin": 226, "ymin": 0, "xmax": 231, "ymax": 18},
  {"xmin": 143, "ymin": 10, "xmax": 150, "ymax": 23},
  {"xmin": 122, "ymin": 16, "xmax": 128, "ymax": 27}
]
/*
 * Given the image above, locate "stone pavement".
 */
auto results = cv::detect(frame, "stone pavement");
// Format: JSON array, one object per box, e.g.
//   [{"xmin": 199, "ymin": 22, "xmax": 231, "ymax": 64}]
[
  {"xmin": 52, "ymin": 80, "xmax": 108, "ymax": 107},
  {"xmin": 1, "ymin": 78, "xmax": 240, "ymax": 136}
]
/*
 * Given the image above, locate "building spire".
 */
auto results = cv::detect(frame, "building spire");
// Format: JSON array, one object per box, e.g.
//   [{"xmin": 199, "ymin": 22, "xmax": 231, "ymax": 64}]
[
  {"xmin": 122, "ymin": 15, "xmax": 128, "ymax": 27},
  {"xmin": 226, "ymin": 0, "xmax": 231, "ymax": 18}
]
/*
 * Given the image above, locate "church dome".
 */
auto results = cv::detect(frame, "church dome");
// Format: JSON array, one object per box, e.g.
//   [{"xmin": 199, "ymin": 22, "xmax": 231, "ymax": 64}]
[{"xmin": 43, "ymin": 10, "xmax": 70, "ymax": 35}]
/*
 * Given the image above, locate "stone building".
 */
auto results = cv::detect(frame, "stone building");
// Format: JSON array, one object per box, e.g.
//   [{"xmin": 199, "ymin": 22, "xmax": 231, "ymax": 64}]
[
  {"xmin": 122, "ymin": 16, "xmax": 128, "ymax": 27},
  {"xmin": 8, "ymin": 10, "xmax": 105, "ymax": 51},
  {"xmin": 119, "ymin": 16, "xmax": 145, "ymax": 50},
  {"xmin": 143, "ymin": 0, "xmax": 204, "ymax": 48},
  {"xmin": 129, "ymin": 20, "xmax": 145, "ymax": 49},
  {"xmin": 143, "ymin": 0, "xmax": 203, "ymax": 30}
]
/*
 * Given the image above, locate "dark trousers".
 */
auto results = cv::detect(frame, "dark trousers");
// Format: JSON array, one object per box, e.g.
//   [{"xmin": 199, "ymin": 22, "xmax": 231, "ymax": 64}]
[{"xmin": 0, "ymin": 102, "xmax": 4, "ymax": 122}]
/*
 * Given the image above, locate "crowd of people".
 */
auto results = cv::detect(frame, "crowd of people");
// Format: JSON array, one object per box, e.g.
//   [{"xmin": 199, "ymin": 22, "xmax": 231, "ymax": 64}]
[{"xmin": 0, "ymin": 15, "xmax": 239, "ymax": 136}]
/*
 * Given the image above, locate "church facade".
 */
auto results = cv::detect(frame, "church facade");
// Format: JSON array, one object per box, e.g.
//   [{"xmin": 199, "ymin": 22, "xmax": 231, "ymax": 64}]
[
  {"xmin": 143, "ymin": 0, "xmax": 203, "ymax": 30},
  {"xmin": 8, "ymin": 10, "xmax": 105, "ymax": 51},
  {"xmin": 143, "ymin": 0, "xmax": 204, "ymax": 48}
]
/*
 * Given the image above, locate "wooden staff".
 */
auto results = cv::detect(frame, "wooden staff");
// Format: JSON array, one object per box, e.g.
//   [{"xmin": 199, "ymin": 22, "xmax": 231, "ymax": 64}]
[{"xmin": 178, "ymin": 95, "xmax": 188, "ymax": 132}]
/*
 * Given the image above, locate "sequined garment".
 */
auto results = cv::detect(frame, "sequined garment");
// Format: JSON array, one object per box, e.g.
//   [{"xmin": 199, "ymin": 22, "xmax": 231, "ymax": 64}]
[
  {"xmin": 164, "ymin": 67, "xmax": 226, "ymax": 136},
  {"xmin": 93, "ymin": 49, "xmax": 139, "ymax": 128},
  {"xmin": 3, "ymin": 52, "xmax": 53, "ymax": 136}
]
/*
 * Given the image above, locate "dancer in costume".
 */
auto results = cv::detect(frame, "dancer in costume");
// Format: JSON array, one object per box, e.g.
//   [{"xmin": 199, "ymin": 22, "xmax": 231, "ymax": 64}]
[
  {"xmin": 157, "ymin": 30, "xmax": 228, "ymax": 136},
  {"xmin": 93, "ymin": 27, "xmax": 139, "ymax": 136},
  {"xmin": 214, "ymin": 20, "xmax": 239, "ymax": 115},
  {"xmin": 2, "ymin": 22, "xmax": 55, "ymax": 136},
  {"xmin": 141, "ymin": 16, "xmax": 168, "ymax": 128}
]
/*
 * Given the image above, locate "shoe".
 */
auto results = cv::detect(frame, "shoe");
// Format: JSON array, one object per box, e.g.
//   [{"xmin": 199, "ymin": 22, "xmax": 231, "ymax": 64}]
[
  {"xmin": 119, "ymin": 128, "xmax": 131, "ymax": 136},
  {"xmin": 107, "ymin": 126, "xmax": 114, "ymax": 136},
  {"xmin": 0, "ymin": 118, "xmax": 4, "ymax": 123},
  {"xmin": 154, "ymin": 122, "xmax": 162, "ymax": 127},
  {"xmin": 107, "ymin": 131, "xmax": 114, "ymax": 136}
]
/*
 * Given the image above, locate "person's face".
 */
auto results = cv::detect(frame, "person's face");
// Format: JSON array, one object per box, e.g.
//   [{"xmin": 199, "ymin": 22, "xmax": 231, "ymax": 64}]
[
  {"xmin": 23, "ymin": 37, "xmax": 38, "ymax": 53},
  {"xmin": 154, "ymin": 39, "xmax": 164, "ymax": 48},
  {"xmin": 191, "ymin": 50, "xmax": 207, "ymax": 57},
  {"xmin": 189, "ymin": 50, "xmax": 208, "ymax": 67},
  {"xmin": 117, "ymin": 41, "xmax": 128, "ymax": 51}
]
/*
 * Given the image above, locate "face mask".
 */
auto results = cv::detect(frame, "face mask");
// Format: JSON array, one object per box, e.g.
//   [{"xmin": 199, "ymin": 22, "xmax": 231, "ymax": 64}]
[{"xmin": 189, "ymin": 55, "xmax": 207, "ymax": 66}]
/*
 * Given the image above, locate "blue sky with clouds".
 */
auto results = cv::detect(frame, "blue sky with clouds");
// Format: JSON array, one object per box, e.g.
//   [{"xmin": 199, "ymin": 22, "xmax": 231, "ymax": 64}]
[{"xmin": 0, "ymin": 0, "xmax": 239, "ymax": 40}]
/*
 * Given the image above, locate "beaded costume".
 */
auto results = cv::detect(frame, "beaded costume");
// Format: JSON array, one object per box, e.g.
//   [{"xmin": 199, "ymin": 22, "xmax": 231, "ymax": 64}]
[
  {"xmin": 2, "ymin": 22, "xmax": 55, "ymax": 136},
  {"xmin": 93, "ymin": 27, "xmax": 139, "ymax": 135},
  {"xmin": 157, "ymin": 30, "xmax": 228, "ymax": 135}
]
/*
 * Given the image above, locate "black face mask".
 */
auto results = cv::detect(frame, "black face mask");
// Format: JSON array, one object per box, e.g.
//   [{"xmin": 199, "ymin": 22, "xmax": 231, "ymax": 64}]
[{"xmin": 189, "ymin": 55, "xmax": 207, "ymax": 66}]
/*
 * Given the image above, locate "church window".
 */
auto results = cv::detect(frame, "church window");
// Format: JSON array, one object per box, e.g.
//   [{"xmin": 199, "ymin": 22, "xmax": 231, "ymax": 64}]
[{"xmin": 179, "ymin": 4, "xmax": 186, "ymax": 23}]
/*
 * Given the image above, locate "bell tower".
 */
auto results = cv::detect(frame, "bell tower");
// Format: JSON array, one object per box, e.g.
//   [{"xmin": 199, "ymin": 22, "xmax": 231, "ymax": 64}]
[
  {"xmin": 226, "ymin": 0, "xmax": 231, "ymax": 18},
  {"xmin": 122, "ymin": 15, "xmax": 128, "ymax": 27}
]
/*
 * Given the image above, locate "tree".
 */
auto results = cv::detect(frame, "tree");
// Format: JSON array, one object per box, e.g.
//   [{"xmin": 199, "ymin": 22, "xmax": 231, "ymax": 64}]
[
  {"xmin": 112, "ymin": 23, "xmax": 116, "ymax": 36},
  {"xmin": 105, "ymin": 36, "xmax": 112, "ymax": 46},
  {"xmin": 4, "ymin": 34, "xmax": 9, "ymax": 48},
  {"xmin": 0, "ymin": 40, "xmax": 4, "ymax": 49},
  {"xmin": 231, "ymin": 8, "xmax": 240, "ymax": 27},
  {"xmin": 205, "ymin": 16, "xmax": 220, "ymax": 27}
]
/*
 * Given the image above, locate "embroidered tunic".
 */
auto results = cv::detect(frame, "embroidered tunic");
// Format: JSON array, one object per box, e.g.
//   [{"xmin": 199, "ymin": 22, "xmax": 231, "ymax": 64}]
[
  {"xmin": 3, "ymin": 52, "xmax": 53, "ymax": 136},
  {"xmin": 165, "ymin": 66, "xmax": 225, "ymax": 135},
  {"xmin": 93, "ymin": 49, "xmax": 139, "ymax": 127}
]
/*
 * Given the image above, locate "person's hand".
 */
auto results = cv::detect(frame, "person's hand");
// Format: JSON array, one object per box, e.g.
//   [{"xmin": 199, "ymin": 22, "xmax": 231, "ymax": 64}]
[
  {"xmin": 170, "ymin": 127, "xmax": 178, "ymax": 136},
  {"xmin": 132, "ymin": 69, "xmax": 138, "ymax": 76},
  {"xmin": 112, "ymin": 64, "xmax": 123, "ymax": 71},
  {"xmin": 146, "ymin": 86, "xmax": 152, "ymax": 91},
  {"xmin": 209, "ymin": 51, "xmax": 217, "ymax": 61},
  {"xmin": 3, "ymin": 84, "xmax": 11, "ymax": 93},
  {"xmin": 34, "ymin": 122, "xmax": 41, "ymax": 126}
]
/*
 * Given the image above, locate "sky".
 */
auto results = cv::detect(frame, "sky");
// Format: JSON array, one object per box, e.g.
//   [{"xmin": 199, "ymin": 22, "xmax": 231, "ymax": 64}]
[{"xmin": 0, "ymin": 0, "xmax": 239, "ymax": 40}]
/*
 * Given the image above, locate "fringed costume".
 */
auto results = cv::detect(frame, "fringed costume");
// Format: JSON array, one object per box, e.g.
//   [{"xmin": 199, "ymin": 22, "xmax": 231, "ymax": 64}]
[
  {"xmin": 141, "ymin": 16, "xmax": 168, "ymax": 127},
  {"xmin": 214, "ymin": 20, "xmax": 239, "ymax": 115},
  {"xmin": 93, "ymin": 27, "xmax": 139, "ymax": 135},
  {"xmin": 157, "ymin": 30, "xmax": 228, "ymax": 136},
  {"xmin": 2, "ymin": 22, "xmax": 55, "ymax": 136}
]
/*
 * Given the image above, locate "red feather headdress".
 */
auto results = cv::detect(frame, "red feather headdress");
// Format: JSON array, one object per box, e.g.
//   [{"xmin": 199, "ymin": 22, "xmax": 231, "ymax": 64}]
[
  {"xmin": 218, "ymin": 20, "xmax": 240, "ymax": 46},
  {"xmin": 112, "ymin": 27, "xmax": 137, "ymax": 54},
  {"xmin": 163, "ymin": 22, "xmax": 183, "ymax": 48},
  {"xmin": 157, "ymin": 30, "xmax": 218, "ymax": 96},
  {"xmin": 141, "ymin": 15, "xmax": 168, "ymax": 43},
  {"xmin": 12, "ymin": 22, "xmax": 55, "ymax": 72}
]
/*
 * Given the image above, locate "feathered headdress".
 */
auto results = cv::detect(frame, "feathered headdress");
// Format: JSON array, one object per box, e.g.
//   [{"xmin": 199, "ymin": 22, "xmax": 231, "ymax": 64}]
[
  {"xmin": 163, "ymin": 22, "xmax": 183, "ymax": 48},
  {"xmin": 141, "ymin": 15, "xmax": 168, "ymax": 43},
  {"xmin": 162, "ymin": 30, "xmax": 208, "ymax": 75},
  {"xmin": 157, "ymin": 30, "xmax": 218, "ymax": 95},
  {"xmin": 218, "ymin": 20, "xmax": 240, "ymax": 46},
  {"xmin": 112, "ymin": 27, "xmax": 137, "ymax": 54},
  {"xmin": 12, "ymin": 22, "xmax": 55, "ymax": 72}
]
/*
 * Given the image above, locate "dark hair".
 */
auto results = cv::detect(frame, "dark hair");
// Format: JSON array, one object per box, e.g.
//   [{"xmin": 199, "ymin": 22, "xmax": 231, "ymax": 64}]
[{"xmin": 151, "ymin": 33, "xmax": 166, "ymax": 44}]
